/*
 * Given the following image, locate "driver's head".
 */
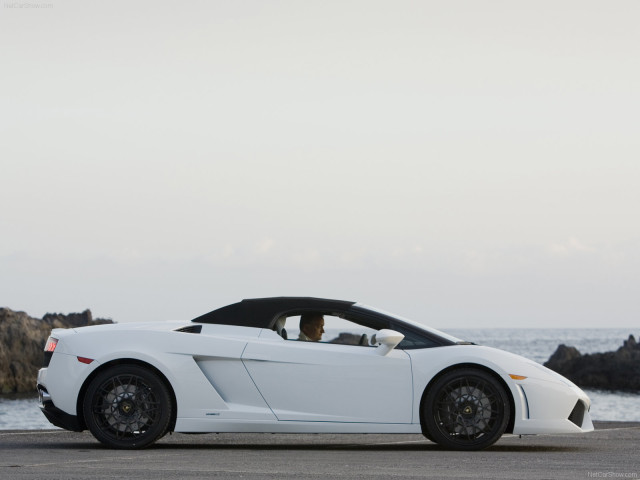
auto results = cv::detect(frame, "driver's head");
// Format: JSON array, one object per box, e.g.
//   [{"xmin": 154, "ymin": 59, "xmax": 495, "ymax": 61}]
[{"xmin": 299, "ymin": 313, "xmax": 325, "ymax": 341}]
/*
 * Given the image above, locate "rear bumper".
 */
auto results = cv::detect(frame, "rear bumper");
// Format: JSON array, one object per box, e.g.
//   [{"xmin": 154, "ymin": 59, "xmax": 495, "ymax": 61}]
[{"xmin": 38, "ymin": 386, "xmax": 84, "ymax": 432}]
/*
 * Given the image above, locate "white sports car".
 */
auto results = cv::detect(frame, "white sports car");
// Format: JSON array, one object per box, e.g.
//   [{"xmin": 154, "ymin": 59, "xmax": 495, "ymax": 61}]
[{"xmin": 37, "ymin": 297, "xmax": 593, "ymax": 450}]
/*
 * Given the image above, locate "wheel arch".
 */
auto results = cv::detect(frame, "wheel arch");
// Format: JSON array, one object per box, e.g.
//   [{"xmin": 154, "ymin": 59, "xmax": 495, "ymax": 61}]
[
  {"xmin": 418, "ymin": 362, "xmax": 516, "ymax": 435},
  {"xmin": 76, "ymin": 358, "xmax": 178, "ymax": 434}
]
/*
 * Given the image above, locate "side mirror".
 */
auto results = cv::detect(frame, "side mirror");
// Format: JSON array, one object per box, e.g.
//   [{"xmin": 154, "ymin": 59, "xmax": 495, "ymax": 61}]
[{"xmin": 375, "ymin": 329, "xmax": 404, "ymax": 356}]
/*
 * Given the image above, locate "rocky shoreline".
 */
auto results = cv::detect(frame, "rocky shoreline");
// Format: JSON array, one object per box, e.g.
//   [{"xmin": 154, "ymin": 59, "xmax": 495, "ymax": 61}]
[
  {"xmin": 0, "ymin": 308, "xmax": 113, "ymax": 394},
  {"xmin": 544, "ymin": 334, "xmax": 640, "ymax": 392}
]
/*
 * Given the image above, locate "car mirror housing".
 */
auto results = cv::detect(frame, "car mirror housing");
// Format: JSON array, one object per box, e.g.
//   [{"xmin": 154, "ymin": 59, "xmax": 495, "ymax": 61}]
[{"xmin": 375, "ymin": 329, "xmax": 404, "ymax": 356}]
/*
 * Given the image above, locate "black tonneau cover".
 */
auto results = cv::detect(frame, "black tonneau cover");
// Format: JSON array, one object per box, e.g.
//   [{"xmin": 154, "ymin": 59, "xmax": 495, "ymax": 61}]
[{"xmin": 192, "ymin": 297, "xmax": 356, "ymax": 329}]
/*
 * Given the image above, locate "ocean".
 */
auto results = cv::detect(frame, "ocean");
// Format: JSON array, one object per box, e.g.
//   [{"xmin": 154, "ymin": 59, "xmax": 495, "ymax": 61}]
[{"xmin": 1, "ymin": 328, "xmax": 638, "ymax": 430}]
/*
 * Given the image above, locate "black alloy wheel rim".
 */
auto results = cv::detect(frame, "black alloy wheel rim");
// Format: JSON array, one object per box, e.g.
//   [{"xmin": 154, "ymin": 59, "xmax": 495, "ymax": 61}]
[
  {"xmin": 434, "ymin": 376, "xmax": 503, "ymax": 443},
  {"xmin": 91, "ymin": 374, "xmax": 161, "ymax": 440}
]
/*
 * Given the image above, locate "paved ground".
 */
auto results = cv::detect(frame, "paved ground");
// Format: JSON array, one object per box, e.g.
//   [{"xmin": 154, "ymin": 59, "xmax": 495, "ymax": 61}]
[{"xmin": 1, "ymin": 422, "xmax": 638, "ymax": 480}]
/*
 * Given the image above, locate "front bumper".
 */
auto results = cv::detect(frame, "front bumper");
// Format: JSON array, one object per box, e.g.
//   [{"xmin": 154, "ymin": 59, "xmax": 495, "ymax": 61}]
[
  {"xmin": 38, "ymin": 386, "xmax": 84, "ymax": 432},
  {"xmin": 510, "ymin": 375, "xmax": 594, "ymax": 435}
]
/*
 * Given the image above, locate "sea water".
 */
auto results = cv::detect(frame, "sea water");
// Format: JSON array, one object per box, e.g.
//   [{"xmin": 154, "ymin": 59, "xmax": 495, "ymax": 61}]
[
  {"xmin": 1, "ymin": 328, "xmax": 638, "ymax": 429},
  {"xmin": 0, "ymin": 395, "xmax": 54, "ymax": 430}
]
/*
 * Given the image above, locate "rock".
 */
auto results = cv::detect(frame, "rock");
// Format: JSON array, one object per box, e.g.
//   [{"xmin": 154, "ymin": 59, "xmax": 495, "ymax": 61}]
[
  {"xmin": 544, "ymin": 344, "xmax": 582, "ymax": 371},
  {"xmin": 0, "ymin": 308, "xmax": 114, "ymax": 394},
  {"xmin": 544, "ymin": 335, "xmax": 640, "ymax": 392},
  {"xmin": 623, "ymin": 335, "xmax": 637, "ymax": 349}
]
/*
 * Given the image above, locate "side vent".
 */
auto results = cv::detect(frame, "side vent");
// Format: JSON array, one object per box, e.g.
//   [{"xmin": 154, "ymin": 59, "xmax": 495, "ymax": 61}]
[{"xmin": 174, "ymin": 325, "xmax": 202, "ymax": 334}]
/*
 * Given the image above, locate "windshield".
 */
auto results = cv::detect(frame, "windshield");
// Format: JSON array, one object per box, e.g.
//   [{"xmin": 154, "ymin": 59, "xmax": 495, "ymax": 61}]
[{"xmin": 354, "ymin": 303, "xmax": 464, "ymax": 344}]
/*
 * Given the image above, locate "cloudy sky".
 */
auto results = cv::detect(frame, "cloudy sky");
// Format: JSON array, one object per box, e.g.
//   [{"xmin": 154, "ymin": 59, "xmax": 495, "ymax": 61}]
[{"xmin": 1, "ymin": 1, "xmax": 639, "ymax": 329}]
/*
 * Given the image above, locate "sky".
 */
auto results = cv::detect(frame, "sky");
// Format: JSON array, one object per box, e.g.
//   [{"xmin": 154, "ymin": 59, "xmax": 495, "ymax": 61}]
[{"xmin": 1, "ymin": 1, "xmax": 639, "ymax": 329}]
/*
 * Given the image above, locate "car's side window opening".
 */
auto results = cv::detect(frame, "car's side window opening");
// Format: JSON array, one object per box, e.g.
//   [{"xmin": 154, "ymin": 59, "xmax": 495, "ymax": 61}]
[
  {"xmin": 269, "ymin": 311, "xmax": 441, "ymax": 349},
  {"xmin": 277, "ymin": 314, "xmax": 381, "ymax": 346}
]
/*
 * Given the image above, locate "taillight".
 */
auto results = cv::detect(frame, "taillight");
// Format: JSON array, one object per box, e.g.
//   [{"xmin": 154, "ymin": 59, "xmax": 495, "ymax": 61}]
[
  {"xmin": 43, "ymin": 337, "xmax": 58, "ymax": 367},
  {"xmin": 44, "ymin": 337, "xmax": 58, "ymax": 353}
]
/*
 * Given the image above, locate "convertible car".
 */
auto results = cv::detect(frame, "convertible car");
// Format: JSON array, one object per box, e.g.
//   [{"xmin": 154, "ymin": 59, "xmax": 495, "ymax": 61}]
[{"xmin": 37, "ymin": 297, "xmax": 593, "ymax": 450}]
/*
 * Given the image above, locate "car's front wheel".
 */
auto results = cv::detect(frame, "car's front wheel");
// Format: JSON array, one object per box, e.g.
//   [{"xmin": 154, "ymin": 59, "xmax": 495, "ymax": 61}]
[
  {"xmin": 83, "ymin": 364, "xmax": 172, "ymax": 449},
  {"xmin": 422, "ymin": 368, "xmax": 510, "ymax": 450}
]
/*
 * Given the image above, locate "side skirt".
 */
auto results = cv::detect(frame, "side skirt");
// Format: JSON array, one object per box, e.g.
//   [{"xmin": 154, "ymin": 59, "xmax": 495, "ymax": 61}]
[{"xmin": 174, "ymin": 418, "xmax": 423, "ymax": 434}]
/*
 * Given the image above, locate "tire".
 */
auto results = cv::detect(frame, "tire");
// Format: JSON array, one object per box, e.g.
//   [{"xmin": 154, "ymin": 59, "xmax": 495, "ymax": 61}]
[
  {"xmin": 83, "ymin": 364, "xmax": 172, "ymax": 449},
  {"xmin": 422, "ymin": 368, "xmax": 510, "ymax": 450}
]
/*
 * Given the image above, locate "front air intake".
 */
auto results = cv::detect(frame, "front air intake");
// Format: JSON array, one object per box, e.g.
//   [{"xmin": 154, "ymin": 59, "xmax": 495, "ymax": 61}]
[{"xmin": 568, "ymin": 401, "xmax": 585, "ymax": 427}]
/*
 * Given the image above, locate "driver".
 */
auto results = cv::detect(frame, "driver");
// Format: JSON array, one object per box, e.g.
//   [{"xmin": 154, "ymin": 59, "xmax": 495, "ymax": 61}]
[{"xmin": 298, "ymin": 313, "xmax": 324, "ymax": 342}]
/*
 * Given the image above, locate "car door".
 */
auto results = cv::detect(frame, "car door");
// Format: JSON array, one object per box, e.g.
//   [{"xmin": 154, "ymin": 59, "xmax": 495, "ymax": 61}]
[{"xmin": 241, "ymin": 329, "xmax": 413, "ymax": 423}]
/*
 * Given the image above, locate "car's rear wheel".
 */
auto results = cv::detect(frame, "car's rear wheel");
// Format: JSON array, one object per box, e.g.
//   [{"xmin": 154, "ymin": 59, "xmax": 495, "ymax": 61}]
[
  {"xmin": 423, "ymin": 368, "xmax": 510, "ymax": 450},
  {"xmin": 83, "ymin": 364, "xmax": 172, "ymax": 449}
]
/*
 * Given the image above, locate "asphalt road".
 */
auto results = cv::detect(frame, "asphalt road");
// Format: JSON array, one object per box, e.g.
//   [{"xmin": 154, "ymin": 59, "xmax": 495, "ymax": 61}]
[{"xmin": 1, "ymin": 422, "xmax": 638, "ymax": 480}]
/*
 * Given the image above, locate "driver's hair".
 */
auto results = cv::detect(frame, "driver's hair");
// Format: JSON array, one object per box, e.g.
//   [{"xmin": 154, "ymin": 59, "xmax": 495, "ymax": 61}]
[{"xmin": 299, "ymin": 313, "xmax": 323, "ymax": 330}]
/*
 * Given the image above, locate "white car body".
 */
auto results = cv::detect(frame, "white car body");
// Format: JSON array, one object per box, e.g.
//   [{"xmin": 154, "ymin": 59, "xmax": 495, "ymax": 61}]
[{"xmin": 37, "ymin": 297, "xmax": 593, "ymax": 449}]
